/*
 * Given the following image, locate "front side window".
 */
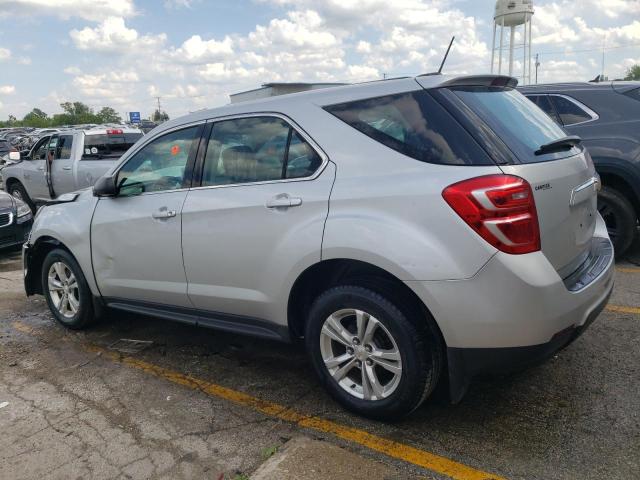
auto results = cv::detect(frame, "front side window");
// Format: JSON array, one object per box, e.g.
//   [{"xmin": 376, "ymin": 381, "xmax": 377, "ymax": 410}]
[
  {"xmin": 325, "ymin": 91, "xmax": 492, "ymax": 165},
  {"xmin": 201, "ymin": 116, "xmax": 322, "ymax": 186},
  {"xmin": 117, "ymin": 126, "xmax": 199, "ymax": 194},
  {"xmin": 55, "ymin": 135, "xmax": 74, "ymax": 159},
  {"xmin": 31, "ymin": 137, "xmax": 50, "ymax": 160},
  {"xmin": 549, "ymin": 95, "xmax": 594, "ymax": 125}
]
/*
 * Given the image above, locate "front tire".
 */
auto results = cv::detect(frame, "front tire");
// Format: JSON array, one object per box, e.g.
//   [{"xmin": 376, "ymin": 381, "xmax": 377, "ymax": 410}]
[
  {"xmin": 42, "ymin": 248, "xmax": 94, "ymax": 329},
  {"xmin": 8, "ymin": 181, "xmax": 36, "ymax": 213},
  {"xmin": 598, "ymin": 186, "xmax": 637, "ymax": 257},
  {"xmin": 305, "ymin": 285, "xmax": 442, "ymax": 420}
]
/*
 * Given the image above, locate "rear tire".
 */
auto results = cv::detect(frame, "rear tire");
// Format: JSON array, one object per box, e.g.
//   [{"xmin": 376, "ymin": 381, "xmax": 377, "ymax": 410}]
[
  {"xmin": 305, "ymin": 285, "xmax": 442, "ymax": 420},
  {"xmin": 41, "ymin": 248, "xmax": 95, "ymax": 330},
  {"xmin": 8, "ymin": 181, "xmax": 36, "ymax": 214},
  {"xmin": 597, "ymin": 186, "xmax": 636, "ymax": 257}
]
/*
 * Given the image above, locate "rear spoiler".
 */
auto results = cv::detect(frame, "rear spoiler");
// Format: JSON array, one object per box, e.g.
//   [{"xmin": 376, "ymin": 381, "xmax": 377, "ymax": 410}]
[{"xmin": 436, "ymin": 75, "xmax": 518, "ymax": 89}]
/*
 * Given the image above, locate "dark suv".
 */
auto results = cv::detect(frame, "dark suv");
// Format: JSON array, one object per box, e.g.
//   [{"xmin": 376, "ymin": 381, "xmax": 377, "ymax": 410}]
[{"xmin": 519, "ymin": 82, "xmax": 640, "ymax": 256}]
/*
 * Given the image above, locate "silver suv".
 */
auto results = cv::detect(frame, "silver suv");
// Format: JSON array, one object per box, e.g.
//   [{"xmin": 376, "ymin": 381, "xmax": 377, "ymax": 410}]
[{"xmin": 23, "ymin": 75, "xmax": 614, "ymax": 419}]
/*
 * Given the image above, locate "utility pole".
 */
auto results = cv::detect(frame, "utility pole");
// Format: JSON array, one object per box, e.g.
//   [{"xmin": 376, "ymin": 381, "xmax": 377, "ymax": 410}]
[
  {"xmin": 535, "ymin": 53, "xmax": 540, "ymax": 84},
  {"xmin": 155, "ymin": 96, "xmax": 162, "ymax": 113},
  {"xmin": 601, "ymin": 34, "xmax": 606, "ymax": 78}
]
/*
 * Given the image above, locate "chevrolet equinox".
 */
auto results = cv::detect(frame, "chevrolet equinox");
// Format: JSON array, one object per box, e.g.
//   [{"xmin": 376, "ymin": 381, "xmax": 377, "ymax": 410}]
[{"xmin": 23, "ymin": 75, "xmax": 615, "ymax": 419}]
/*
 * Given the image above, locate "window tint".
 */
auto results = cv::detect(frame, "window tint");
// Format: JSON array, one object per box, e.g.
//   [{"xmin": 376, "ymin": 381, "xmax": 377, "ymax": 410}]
[
  {"xmin": 452, "ymin": 87, "xmax": 571, "ymax": 163},
  {"xmin": 202, "ymin": 117, "xmax": 286, "ymax": 186},
  {"xmin": 549, "ymin": 95, "xmax": 593, "ymax": 125},
  {"xmin": 528, "ymin": 95, "xmax": 559, "ymax": 124},
  {"xmin": 117, "ymin": 126, "xmax": 199, "ymax": 194},
  {"xmin": 286, "ymin": 131, "xmax": 322, "ymax": 178},
  {"xmin": 82, "ymin": 132, "xmax": 142, "ymax": 160},
  {"xmin": 55, "ymin": 135, "xmax": 74, "ymax": 159},
  {"xmin": 325, "ymin": 91, "xmax": 492, "ymax": 165}
]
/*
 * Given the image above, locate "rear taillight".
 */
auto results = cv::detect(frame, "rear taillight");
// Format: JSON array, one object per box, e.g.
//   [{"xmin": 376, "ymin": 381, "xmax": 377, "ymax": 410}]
[
  {"xmin": 442, "ymin": 174, "xmax": 540, "ymax": 254},
  {"xmin": 107, "ymin": 129, "xmax": 123, "ymax": 135}
]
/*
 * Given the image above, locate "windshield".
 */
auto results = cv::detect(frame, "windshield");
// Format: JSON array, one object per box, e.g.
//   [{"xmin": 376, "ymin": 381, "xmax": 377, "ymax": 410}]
[
  {"xmin": 82, "ymin": 132, "xmax": 142, "ymax": 160},
  {"xmin": 450, "ymin": 87, "xmax": 578, "ymax": 163}
]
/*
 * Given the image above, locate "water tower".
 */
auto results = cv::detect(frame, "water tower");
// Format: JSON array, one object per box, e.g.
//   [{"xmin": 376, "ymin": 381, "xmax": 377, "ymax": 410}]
[{"xmin": 491, "ymin": 0, "xmax": 534, "ymax": 85}]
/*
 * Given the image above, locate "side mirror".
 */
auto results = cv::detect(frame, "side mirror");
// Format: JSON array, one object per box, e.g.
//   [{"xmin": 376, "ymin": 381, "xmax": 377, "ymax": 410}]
[
  {"xmin": 8, "ymin": 151, "xmax": 20, "ymax": 161},
  {"xmin": 93, "ymin": 175, "xmax": 118, "ymax": 197}
]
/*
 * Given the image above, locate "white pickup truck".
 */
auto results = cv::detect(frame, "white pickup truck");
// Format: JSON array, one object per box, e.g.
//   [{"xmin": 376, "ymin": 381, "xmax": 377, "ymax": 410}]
[{"xmin": 1, "ymin": 126, "xmax": 143, "ymax": 210}]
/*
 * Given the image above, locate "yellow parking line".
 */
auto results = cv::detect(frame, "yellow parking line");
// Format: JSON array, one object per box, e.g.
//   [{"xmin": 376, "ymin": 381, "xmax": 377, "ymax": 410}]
[
  {"xmin": 83, "ymin": 345, "xmax": 504, "ymax": 480},
  {"xmin": 606, "ymin": 305, "xmax": 640, "ymax": 315},
  {"xmin": 616, "ymin": 266, "xmax": 640, "ymax": 273}
]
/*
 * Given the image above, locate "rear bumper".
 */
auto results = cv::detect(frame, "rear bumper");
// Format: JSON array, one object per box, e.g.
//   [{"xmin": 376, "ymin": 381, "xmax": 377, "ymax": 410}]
[
  {"xmin": 406, "ymin": 225, "xmax": 614, "ymax": 401},
  {"xmin": 445, "ymin": 282, "xmax": 611, "ymax": 401}
]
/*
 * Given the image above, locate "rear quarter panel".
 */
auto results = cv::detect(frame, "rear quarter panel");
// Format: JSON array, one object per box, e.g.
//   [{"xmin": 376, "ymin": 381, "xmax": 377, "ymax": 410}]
[{"xmin": 296, "ymin": 105, "xmax": 501, "ymax": 281}]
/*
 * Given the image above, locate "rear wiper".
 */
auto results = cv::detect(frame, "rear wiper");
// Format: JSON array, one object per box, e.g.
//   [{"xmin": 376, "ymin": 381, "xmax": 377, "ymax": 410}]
[{"xmin": 535, "ymin": 135, "xmax": 582, "ymax": 155}]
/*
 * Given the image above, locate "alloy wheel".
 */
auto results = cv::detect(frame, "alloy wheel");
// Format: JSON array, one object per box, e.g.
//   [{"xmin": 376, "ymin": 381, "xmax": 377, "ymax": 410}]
[
  {"xmin": 47, "ymin": 261, "xmax": 80, "ymax": 318},
  {"xmin": 319, "ymin": 308, "xmax": 402, "ymax": 401}
]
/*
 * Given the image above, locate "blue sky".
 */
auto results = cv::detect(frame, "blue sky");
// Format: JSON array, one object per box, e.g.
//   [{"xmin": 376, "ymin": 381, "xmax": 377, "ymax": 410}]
[{"xmin": 0, "ymin": 0, "xmax": 638, "ymax": 120}]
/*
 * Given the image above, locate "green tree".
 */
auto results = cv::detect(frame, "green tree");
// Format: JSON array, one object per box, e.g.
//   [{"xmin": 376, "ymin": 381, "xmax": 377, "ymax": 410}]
[
  {"xmin": 22, "ymin": 108, "xmax": 50, "ymax": 127},
  {"xmin": 96, "ymin": 106, "xmax": 122, "ymax": 124},
  {"xmin": 152, "ymin": 109, "xmax": 170, "ymax": 122},
  {"xmin": 624, "ymin": 64, "xmax": 640, "ymax": 81}
]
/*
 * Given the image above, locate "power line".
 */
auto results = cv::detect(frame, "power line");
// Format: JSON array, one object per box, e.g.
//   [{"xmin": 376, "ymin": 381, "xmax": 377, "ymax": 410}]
[{"xmin": 536, "ymin": 41, "xmax": 640, "ymax": 57}]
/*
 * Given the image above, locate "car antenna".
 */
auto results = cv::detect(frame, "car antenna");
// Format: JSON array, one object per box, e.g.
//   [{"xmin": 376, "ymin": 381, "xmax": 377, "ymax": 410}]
[
  {"xmin": 438, "ymin": 36, "xmax": 455, "ymax": 74},
  {"xmin": 419, "ymin": 36, "xmax": 455, "ymax": 77}
]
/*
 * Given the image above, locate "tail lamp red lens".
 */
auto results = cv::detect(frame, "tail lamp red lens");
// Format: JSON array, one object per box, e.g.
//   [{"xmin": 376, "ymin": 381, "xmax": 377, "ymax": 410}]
[{"xmin": 442, "ymin": 174, "xmax": 540, "ymax": 254}]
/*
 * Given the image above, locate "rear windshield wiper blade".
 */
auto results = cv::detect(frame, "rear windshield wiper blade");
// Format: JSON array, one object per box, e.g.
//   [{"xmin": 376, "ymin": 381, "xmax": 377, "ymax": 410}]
[{"xmin": 535, "ymin": 135, "xmax": 582, "ymax": 155}]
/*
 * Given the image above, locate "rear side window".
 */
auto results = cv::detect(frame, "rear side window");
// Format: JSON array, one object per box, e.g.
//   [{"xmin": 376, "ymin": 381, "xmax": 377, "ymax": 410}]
[
  {"xmin": 82, "ymin": 132, "xmax": 143, "ymax": 160},
  {"xmin": 201, "ymin": 116, "xmax": 323, "ymax": 187},
  {"xmin": 325, "ymin": 91, "xmax": 493, "ymax": 165},
  {"xmin": 451, "ymin": 87, "xmax": 574, "ymax": 163},
  {"xmin": 549, "ymin": 95, "xmax": 593, "ymax": 125},
  {"xmin": 527, "ymin": 95, "xmax": 560, "ymax": 124}
]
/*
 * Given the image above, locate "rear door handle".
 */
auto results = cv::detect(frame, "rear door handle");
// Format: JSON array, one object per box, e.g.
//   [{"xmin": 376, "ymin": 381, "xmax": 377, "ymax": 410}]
[
  {"xmin": 266, "ymin": 195, "xmax": 302, "ymax": 209},
  {"xmin": 37, "ymin": 167, "xmax": 44, "ymax": 171},
  {"xmin": 152, "ymin": 209, "xmax": 177, "ymax": 219},
  {"xmin": 62, "ymin": 166, "xmax": 72, "ymax": 171}
]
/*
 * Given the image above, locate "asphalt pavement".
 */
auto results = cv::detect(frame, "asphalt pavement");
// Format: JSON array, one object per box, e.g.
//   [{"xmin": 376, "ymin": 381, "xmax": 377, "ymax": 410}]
[{"xmin": 1, "ymin": 242, "xmax": 639, "ymax": 480}]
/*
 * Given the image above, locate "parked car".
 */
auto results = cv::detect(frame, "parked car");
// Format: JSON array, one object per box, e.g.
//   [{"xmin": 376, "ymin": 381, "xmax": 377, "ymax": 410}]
[
  {"xmin": 0, "ymin": 189, "xmax": 33, "ymax": 251},
  {"xmin": 1, "ymin": 126, "xmax": 143, "ymax": 210},
  {"xmin": 519, "ymin": 81, "xmax": 640, "ymax": 256},
  {"xmin": 23, "ymin": 75, "xmax": 614, "ymax": 419}
]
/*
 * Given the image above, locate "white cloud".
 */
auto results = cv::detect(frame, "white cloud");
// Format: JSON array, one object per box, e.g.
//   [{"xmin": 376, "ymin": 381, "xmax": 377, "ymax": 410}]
[
  {"xmin": 0, "ymin": 0, "xmax": 136, "ymax": 21},
  {"xmin": 69, "ymin": 16, "xmax": 166, "ymax": 53},
  {"xmin": 0, "ymin": 85, "xmax": 16, "ymax": 95},
  {"xmin": 168, "ymin": 35, "xmax": 234, "ymax": 63},
  {"xmin": 0, "ymin": 47, "xmax": 11, "ymax": 61}
]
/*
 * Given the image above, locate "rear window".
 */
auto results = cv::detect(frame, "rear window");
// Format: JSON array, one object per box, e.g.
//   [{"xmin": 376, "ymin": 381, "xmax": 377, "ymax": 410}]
[
  {"xmin": 451, "ymin": 87, "xmax": 575, "ymax": 163},
  {"xmin": 82, "ymin": 132, "xmax": 142, "ymax": 160},
  {"xmin": 324, "ymin": 91, "xmax": 493, "ymax": 165}
]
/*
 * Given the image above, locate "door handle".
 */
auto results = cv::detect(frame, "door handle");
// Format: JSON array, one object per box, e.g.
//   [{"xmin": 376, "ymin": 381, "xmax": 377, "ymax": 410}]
[
  {"xmin": 152, "ymin": 209, "xmax": 177, "ymax": 219},
  {"xmin": 266, "ymin": 195, "xmax": 302, "ymax": 209},
  {"xmin": 62, "ymin": 166, "xmax": 72, "ymax": 171},
  {"xmin": 37, "ymin": 167, "xmax": 44, "ymax": 171}
]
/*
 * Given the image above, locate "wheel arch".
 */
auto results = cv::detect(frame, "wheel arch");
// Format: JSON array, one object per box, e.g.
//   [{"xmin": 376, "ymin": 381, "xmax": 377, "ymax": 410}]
[
  {"xmin": 594, "ymin": 161, "xmax": 640, "ymax": 220},
  {"xmin": 287, "ymin": 258, "xmax": 446, "ymax": 346},
  {"xmin": 25, "ymin": 236, "xmax": 70, "ymax": 295}
]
